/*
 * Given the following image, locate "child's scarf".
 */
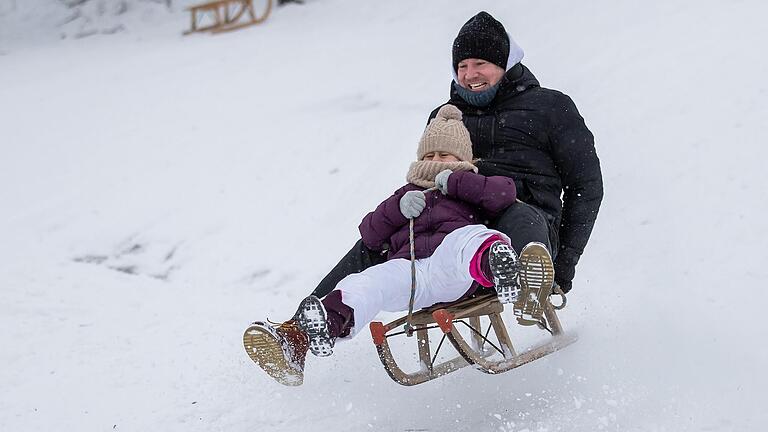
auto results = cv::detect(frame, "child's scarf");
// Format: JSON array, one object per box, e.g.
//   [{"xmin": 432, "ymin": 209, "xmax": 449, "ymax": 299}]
[{"xmin": 406, "ymin": 160, "xmax": 478, "ymax": 188}]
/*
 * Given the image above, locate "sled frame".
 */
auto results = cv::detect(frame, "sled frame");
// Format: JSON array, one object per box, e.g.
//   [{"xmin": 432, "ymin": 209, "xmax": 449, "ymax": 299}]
[{"xmin": 369, "ymin": 293, "xmax": 577, "ymax": 386}]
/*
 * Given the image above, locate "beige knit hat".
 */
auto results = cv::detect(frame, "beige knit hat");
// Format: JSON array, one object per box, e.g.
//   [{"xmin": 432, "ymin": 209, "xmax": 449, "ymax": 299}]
[{"xmin": 417, "ymin": 104, "xmax": 473, "ymax": 162}]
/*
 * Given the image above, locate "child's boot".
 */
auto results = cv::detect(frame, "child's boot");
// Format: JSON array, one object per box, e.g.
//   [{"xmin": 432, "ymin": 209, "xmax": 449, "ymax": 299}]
[
  {"xmin": 293, "ymin": 295, "xmax": 335, "ymax": 357},
  {"xmin": 488, "ymin": 240, "xmax": 522, "ymax": 303},
  {"xmin": 243, "ymin": 295, "xmax": 336, "ymax": 385},
  {"xmin": 243, "ymin": 320, "xmax": 309, "ymax": 386}
]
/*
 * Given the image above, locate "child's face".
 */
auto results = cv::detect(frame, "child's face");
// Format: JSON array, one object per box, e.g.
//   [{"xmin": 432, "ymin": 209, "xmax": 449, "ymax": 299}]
[{"xmin": 422, "ymin": 151, "xmax": 461, "ymax": 162}]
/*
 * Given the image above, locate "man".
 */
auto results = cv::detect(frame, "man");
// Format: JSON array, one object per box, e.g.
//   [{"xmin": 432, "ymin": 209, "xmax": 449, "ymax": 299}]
[{"xmin": 312, "ymin": 11, "xmax": 602, "ymax": 296}]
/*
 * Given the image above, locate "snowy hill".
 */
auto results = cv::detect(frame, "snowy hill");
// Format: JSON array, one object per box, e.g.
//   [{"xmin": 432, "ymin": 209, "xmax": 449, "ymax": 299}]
[{"xmin": 1, "ymin": 0, "xmax": 767, "ymax": 431}]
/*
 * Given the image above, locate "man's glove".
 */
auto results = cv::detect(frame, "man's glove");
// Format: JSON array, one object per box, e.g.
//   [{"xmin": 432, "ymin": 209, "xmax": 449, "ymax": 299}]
[
  {"xmin": 553, "ymin": 248, "xmax": 578, "ymax": 294},
  {"xmin": 434, "ymin": 169, "xmax": 452, "ymax": 195},
  {"xmin": 553, "ymin": 279, "xmax": 572, "ymax": 294},
  {"xmin": 399, "ymin": 190, "xmax": 426, "ymax": 219}
]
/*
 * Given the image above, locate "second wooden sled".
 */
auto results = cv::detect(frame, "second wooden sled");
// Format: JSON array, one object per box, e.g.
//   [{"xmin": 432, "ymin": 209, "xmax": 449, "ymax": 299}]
[
  {"xmin": 183, "ymin": 0, "xmax": 272, "ymax": 35},
  {"xmin": 369, "ymin": 290, "xmax": 577, "ymax": 386}
]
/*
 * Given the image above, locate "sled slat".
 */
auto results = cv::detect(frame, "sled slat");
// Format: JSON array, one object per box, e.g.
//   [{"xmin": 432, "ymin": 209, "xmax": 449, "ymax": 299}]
[
  {"xmin": 488, "ymin": 312, "xmax": 515, "ymax": 358},
  {"xmin": 544, "ymin": 301, "xmax": 564, "ymax": 334},
  {"xmin": 416, "ymin": 327, "xmax": 431, "ymax": 372},
  {"xmin": 468, "ymin": 316, "xmax": 483, "ymax": 351}
]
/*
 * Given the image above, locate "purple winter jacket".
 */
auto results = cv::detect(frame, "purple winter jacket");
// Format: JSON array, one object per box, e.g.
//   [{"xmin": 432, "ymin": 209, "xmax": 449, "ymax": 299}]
[{"xmin": 359, "ymin": 171, "xmax": 517, "ymax": 260}]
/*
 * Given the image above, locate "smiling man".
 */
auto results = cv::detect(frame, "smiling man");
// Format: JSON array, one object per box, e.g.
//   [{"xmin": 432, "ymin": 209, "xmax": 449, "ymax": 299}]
[
  {"xmin": 425, "ymin": 11, "xmax": 603, "ymax": 294},
  {"xmin": 309, "ymin": 11, "xmax": 602, "ymax": 300}
]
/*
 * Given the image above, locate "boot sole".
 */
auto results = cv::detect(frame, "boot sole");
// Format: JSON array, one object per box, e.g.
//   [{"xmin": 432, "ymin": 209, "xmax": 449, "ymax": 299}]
[
  {"xmin": 243, "ymin": 324, "xmax": 304, "ymax": 386},
  {"xmin": 515, "ymin": 242, "xmax": 555, "ymax": 324},
  {"xmin": 489, "ymin": 242, "xmax": 521, "ymax": 304},
  {"xmin": 296, "ymin": 296, "xmax": 334, "ymax": 357}
]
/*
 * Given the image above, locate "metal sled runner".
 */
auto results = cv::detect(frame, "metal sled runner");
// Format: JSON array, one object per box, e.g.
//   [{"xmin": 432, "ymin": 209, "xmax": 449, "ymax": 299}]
[{"xmin": 369, "ymin": 287, "xmax": 577, "ymax": 386}]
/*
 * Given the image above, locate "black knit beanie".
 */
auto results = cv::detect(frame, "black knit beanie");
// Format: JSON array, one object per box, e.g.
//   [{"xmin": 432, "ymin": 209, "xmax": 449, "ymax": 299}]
[{"xmin": 452, "ymin": 11, "xmax": 510, "ymax": 72}]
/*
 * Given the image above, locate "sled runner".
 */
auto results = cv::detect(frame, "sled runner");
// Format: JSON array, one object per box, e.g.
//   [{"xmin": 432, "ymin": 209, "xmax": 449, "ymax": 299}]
[{"xmin": 369, "ymin": 278, "xmax": 576, "ymax": 386}]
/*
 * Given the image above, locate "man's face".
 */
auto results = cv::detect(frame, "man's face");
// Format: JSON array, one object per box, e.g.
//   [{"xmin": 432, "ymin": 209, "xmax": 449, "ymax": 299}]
[{"xmin": 457, "ymin": 58, "xmax": 505, "ymax": 92}]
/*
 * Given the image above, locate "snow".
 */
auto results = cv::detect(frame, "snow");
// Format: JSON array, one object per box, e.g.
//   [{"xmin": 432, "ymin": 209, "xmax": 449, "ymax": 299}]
[{"xmin": 2, "ymin": 0, "xmax": 767, "ymax": 431}]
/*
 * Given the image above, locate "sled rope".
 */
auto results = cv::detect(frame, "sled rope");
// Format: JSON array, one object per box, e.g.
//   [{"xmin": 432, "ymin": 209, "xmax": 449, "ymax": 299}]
[
  {"xmin": 405, "ymin": 217, "xmax": 417, "ymax": 335},
  {"xmin": 404, "ymin": 187, "xmax": 437, "ymax": 335}
]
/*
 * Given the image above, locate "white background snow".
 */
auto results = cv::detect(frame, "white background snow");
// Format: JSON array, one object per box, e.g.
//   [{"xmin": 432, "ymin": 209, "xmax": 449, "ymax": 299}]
[{"xmin": 2, "ymin": 0, "xmax": 767, "ymax": 431}]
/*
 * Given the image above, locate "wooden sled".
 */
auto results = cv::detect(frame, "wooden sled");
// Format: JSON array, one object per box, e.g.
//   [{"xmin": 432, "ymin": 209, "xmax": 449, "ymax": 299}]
[
  {"xmin": 369, "ymin": 287, "xmax": 577, "ymax": 386},
  {"xmin": 184, "ymin": 0, "xmax": 272, "ymax": 35}
]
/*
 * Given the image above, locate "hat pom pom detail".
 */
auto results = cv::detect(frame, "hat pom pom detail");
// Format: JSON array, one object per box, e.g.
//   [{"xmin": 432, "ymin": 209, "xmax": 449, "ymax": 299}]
[{"xmin": 436, "ymin": 104, "xmax": 463, "ymax": 121}]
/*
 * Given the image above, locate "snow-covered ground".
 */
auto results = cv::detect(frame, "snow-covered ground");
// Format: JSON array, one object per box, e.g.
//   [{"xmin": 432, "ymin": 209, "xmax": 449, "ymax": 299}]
[{"xmin": 2, "ymin": 0, "xmax": 767, "ymax": 431}]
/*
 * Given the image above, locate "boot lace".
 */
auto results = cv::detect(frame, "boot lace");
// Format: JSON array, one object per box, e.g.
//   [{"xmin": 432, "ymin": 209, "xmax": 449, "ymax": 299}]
[{"xmin": 267, "ymin": 318, "xmax": 301, "ymax": 333}]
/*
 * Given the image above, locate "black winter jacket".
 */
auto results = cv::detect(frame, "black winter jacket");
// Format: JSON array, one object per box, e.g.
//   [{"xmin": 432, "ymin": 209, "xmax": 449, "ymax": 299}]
[{"xmin": 429, "ymin": 63, "xmax": 603, "ymax": 287}]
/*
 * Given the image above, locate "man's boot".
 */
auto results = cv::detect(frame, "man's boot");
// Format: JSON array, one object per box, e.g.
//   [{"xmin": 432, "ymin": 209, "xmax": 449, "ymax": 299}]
[{"xmin": 514, "ymin": 242, "xmax": 555, "ymax": 325}]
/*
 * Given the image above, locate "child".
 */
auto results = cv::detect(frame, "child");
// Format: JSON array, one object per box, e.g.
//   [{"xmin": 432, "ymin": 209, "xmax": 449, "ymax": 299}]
[{"xmin": 243, "ymin": 105, "xmax": 553, "ymax": 386}]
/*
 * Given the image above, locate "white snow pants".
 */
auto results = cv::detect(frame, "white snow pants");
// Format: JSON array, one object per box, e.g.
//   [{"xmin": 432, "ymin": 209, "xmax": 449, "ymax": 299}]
[{"xmin": 334, "ymin": 224, "xmax": 509, "ymax": 338}]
